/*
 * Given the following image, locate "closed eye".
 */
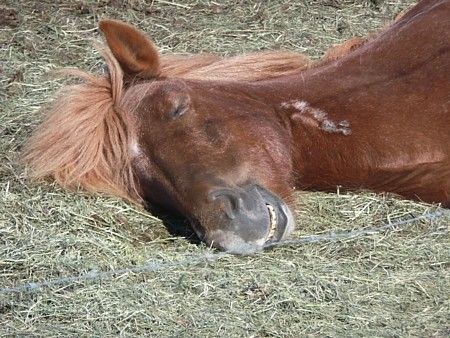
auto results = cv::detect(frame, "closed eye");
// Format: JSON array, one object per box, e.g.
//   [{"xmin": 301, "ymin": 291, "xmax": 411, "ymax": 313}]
[{"xmin": 170, "ymin": 104, "xmax": 188, "ymax": 119}]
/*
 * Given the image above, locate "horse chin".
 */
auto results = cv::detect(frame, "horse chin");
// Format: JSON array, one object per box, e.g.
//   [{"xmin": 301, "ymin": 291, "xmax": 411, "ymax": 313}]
[{"xmin": 197, "ymin": 184, "xmax": 295, "ymax": 255}]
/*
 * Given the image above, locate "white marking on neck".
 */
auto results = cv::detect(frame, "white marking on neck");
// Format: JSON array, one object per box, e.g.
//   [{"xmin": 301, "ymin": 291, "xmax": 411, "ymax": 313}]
[
  {"xmin": 281, "ymin": 100, "xmax": 351, "ymax": 135},
  {"xmin": 292, "ymin": 100, "xmax": 309, "ymax": 111}
]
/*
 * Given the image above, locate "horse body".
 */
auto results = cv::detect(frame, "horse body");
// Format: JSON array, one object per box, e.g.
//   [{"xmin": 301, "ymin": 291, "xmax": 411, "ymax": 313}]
[
  {"xmin": 23, "ymin": 0, "xmax": 450, "ymax": 253},
  {"xmin": 255, "ymin": 0, "xmax": 450, "ymax": 204}
]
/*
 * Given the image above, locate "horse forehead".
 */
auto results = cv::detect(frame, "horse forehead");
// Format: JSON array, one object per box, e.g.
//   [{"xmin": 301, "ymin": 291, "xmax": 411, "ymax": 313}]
[
  {"xmin": 121, "ymin": 79, "xmax": 188, "ymax": 114},
  {"xmin": 141, "ymin": 79, "xmax": 189, "ymax": 98},
  {"xmin": 156, "ymin": 79, "xmax": 189, "ymax": 93}
]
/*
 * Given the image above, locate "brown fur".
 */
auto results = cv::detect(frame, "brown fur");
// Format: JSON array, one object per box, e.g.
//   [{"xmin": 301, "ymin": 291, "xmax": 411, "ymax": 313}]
[{"xmin": 99, "ymin": 20, "xmax": 161, "ymax": 79}]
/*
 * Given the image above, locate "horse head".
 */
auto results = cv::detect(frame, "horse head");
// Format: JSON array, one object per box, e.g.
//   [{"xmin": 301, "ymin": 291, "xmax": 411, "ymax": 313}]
[{"xmin": 99, "ymin": 20, "xmax": 296, "ymax": 253}]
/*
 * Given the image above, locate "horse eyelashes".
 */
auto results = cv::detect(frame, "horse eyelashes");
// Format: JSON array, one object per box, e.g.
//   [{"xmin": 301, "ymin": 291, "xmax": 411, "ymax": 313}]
[{"xmin": 170, "ymin": 105, "xmax": 188, "ymax": 119}]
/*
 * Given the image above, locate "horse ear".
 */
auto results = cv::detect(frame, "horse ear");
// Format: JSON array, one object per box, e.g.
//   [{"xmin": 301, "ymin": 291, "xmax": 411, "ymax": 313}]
[{"xmin": 98, "ymin": 19, "xmax": 160, "ymax": 79}]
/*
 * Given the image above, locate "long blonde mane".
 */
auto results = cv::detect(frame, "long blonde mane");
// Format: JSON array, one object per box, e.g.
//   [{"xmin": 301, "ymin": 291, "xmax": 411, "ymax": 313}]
[
  {"xmin": 21, "ymin": 48, "xmax": 142, "ymax": 203},
  {"xmin": 21, "ymin": 46, "xmax": 313, "ymax": 205}
]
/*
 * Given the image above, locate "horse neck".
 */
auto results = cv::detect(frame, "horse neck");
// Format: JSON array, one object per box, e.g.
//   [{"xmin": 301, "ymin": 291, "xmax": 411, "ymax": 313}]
[
  {"xmin": 250, "ymin": 0, "xmax": 450, "ymax": 192},
  {"xmin": 251, "ymin": 64, "xmax": 380, "ymax": 191}
]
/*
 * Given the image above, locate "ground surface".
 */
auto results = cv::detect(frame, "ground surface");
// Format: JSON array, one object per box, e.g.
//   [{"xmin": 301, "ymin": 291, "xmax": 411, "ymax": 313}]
[{"xmin": 1, "ymin": 0, "xmax": 449, "ymax": 336}]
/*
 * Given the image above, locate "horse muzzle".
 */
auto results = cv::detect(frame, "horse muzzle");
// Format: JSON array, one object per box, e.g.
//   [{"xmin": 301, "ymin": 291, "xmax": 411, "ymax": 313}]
[{"xmin": 198, "ymin": 184, "xmax": 295, "ymax": 254}]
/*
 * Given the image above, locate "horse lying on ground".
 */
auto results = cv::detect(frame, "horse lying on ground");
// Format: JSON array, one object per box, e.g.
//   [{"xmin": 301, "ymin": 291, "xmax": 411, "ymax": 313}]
[{"xmin": 23, "ymin": 0, "xmax": 450, "ymax": 253}]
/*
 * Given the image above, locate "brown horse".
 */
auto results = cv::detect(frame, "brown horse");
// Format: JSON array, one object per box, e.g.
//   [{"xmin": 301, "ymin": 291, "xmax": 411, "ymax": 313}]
[{"xmin": 23, "ymin": 0, "xmax": 450, "ymax": 253}]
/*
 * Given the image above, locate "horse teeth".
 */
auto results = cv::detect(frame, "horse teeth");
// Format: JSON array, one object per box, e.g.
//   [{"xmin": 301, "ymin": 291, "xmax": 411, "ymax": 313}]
[{"xmin": 266, "ymin": 204, "xmax": 277, "ymax": 241}]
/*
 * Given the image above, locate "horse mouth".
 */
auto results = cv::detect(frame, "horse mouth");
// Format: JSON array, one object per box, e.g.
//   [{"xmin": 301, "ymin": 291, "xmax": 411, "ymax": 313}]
[
  {"xmin": 204, "ymin": 184, "xmax": 295, "ymax": 253},
  {"xmin": 266, "ymin": 203, "xmax": 278, "ymax": 242},
  {"xmin": 264, "ymin": 193, "xmax": 293, "ymax": 244}
]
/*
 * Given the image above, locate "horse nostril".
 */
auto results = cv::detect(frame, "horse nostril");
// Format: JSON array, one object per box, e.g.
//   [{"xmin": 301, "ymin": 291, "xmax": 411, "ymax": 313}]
[{"xmin": 209, "ymin": 189, "xmax": 243, "ymax": 220}]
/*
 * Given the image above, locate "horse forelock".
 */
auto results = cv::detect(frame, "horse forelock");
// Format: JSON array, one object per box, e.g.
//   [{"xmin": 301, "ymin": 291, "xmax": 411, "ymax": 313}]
[{"xmin": 22, "ymin": 47, "xmax": 142, "ymax": 205}]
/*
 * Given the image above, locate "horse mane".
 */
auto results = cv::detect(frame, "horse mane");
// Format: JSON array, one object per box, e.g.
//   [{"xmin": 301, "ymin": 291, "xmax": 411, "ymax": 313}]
[
  {"xmin": 21, "ymin": 48, "xmax": 143, "ymax": 203},
  {"xmin": 160, "ymin": 50, "xmax": 311, "ymax": 81},
  {"xmin": 21, "ymin": 46, "xmax": 312, "ymax": 204}
]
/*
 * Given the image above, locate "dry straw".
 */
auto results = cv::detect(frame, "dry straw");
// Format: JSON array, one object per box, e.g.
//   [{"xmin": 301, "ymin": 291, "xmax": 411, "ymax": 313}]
[{"xmin": 1, "ymin": 210, "xmax": 445, "ymax": 295}]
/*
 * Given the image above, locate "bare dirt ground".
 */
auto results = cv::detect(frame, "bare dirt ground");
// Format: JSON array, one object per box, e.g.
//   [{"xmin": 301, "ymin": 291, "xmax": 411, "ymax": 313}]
[{"xmin": 1, "ymin": 0, "xmax": 449, "ymax": 336}]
